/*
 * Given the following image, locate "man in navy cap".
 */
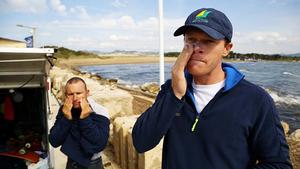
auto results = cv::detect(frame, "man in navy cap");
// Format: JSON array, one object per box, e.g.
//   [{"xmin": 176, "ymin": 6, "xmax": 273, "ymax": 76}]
[{"xmin": 132, "ymin": 8, "xmax": 292, "ymax": 169}]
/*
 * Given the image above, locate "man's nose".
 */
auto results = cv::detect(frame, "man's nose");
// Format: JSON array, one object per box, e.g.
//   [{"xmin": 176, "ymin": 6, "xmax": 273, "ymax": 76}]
[
  {"xmin": 193, "ymin": 42, "xmax": 204, "ymax": 52},
  {"xmin": 73, "ymin": 94, "xmax": 79, "ymax": 99}
]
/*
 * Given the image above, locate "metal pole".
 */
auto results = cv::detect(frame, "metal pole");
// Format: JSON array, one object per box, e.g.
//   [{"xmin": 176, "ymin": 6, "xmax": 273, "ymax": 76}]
[
  {"xmin": 32, "ymin": 27, "xmax": 36, "ymax": 48},
  {"xmin": 16, "ymin": 24, "xmax": 36, "ymax": 48},
  {"xmin": 158, "ymin": 0, "xmax": 165, "ymax": 86}
]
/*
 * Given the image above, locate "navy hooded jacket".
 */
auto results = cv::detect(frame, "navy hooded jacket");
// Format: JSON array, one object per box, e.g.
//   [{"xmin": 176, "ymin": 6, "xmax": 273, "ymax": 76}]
[
  {"xmin": 49, "ymin": 98, "xmax": 110, "ymax": 167},
  {"xmin": 132, "ymin": 63, "xmax": 292, "ymax": 169}
]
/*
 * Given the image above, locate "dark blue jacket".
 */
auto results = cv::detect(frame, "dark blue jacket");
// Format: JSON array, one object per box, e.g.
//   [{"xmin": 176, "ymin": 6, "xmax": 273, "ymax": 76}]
[
  {"xmin": 49, "ymin": 99, "xmax": 110, "ymax": 167},
  {"xmin": 132, "ymin": 63, "xmax": 292, "ymax": 169}
]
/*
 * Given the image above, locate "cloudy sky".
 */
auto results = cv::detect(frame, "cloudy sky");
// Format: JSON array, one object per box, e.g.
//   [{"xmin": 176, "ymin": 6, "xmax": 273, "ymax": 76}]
[{"xmin": 0, "ymin": 0, "xmax": 299, "ymax": 54}]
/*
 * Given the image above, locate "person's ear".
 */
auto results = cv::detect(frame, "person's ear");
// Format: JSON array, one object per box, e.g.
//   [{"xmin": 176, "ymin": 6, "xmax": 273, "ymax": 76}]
[
  {"xmin": 87, "ymin": 89, "xmax": 90, "ymax": 96},
  {"xmin": 223, "ymin": 42, "xmax": 233, "ymax": 57}
]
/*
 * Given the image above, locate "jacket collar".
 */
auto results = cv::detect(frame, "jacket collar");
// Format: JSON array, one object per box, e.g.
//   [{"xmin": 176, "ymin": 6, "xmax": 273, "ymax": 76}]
[{"xmin": 185, "ymin": 62, "xmax": 244, "ymax": 93}]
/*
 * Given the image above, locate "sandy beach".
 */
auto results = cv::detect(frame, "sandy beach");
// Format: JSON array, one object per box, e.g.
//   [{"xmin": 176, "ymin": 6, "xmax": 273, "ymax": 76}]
[{"xmin": 56, "ymin": 56, "xmax": 177, "ymax": 67}]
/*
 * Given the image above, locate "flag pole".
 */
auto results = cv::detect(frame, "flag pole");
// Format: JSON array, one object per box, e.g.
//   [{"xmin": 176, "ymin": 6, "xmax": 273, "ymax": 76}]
[
  {"xmin": 158, "ymin": 0, "xmax": 165, "ymax": 86},
  {"xmin": 16, "ymin": 24, "xmax": 36, "ymax": 47}
]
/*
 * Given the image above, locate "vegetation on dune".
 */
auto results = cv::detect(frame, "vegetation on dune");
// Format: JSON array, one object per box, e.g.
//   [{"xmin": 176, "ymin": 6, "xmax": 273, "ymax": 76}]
[{"xmin": 43, "ymin": 46, "xmax": 100, "ymax": 59}]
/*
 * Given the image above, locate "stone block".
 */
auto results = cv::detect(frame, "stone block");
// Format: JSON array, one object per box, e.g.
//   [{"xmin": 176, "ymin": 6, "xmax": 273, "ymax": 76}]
[
  {"xmin": 138, "ymin": 138, "xmax": 163, "ymax": 169},
  {"xmin": 127, "ymin": 129, "xmax": 138, "ymax": 169},
  {"xmin": 120, "ymin": 117, "xmax": 138, "ymax": 169},
  {"xmin": 132, "ymin": 95, "xmax": 154, "ymax": 115},
  {"xmin": 92, "ymin": 90, "xmax": 133, "ymax": 119},
  {"xmin": 288, "ymin": 129, "xmax": 300, "ymax": 168},
  {"xmin": 281, "ymin": 121, "xmax": 289, "ymax": 135},
  {"xmin": 112, "ymin": 117, "xmax": 126, "ymax": 164},
  {"xmin": 113, "ymin": 116, "xmax": 138, "ymax": 168}
]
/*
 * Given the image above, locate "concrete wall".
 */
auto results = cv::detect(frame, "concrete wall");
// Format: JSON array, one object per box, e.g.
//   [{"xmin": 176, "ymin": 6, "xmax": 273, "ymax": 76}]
[{"xmin": 112, "ymin": 116, "xmax": 163, "ymax": 169}]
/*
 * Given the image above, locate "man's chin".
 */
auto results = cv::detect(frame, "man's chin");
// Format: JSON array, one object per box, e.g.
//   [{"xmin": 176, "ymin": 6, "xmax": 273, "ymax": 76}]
[
  {"xmin": 187, "ymin": 63, "xmax": 208, "ymax": 75},
  {"xmin": 189, "ymin": 59, "xmax": 206, "ymax": 63},
  {"xmin": 187, "ymin": 60, "xmax": 206, "ymax": 68},
  {"xmin": 73, "ymin": 104, "xmax": 80, "ymax": 109}
]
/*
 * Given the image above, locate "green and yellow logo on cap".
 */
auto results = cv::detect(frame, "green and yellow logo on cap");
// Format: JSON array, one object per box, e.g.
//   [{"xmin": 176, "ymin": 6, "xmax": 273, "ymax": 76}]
[{"xmin": 193, "ymin": 10, "xmax": 211, "ymax": 23}]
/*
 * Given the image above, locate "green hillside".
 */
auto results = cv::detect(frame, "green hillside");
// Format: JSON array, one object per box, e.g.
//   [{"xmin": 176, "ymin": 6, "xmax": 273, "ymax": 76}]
[{"xmin": 44, "ymin": 46, "xmax": 99, "ymax": 59}]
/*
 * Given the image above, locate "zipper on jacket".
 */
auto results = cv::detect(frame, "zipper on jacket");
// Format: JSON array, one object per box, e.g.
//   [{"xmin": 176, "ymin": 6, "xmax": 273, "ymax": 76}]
[{"xmin": 191, "ymin": 115, "xmax": 199, "ymax": 132}]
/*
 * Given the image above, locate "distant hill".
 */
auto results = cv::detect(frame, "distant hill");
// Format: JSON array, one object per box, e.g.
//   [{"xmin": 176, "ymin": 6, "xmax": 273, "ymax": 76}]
[
  {"xmin": 43, "ymin": 46, "xmax": 99, "ymax": 58},
  {"xmin": 283, "ymin": 53, "xmax": 300, "ymax": 57}
]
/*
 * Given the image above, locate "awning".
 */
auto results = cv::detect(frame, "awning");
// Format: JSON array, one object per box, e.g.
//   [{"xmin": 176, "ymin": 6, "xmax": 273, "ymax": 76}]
[{"xmin": 0, "ymin": 48, "xmax": 55, "ymax": 88}]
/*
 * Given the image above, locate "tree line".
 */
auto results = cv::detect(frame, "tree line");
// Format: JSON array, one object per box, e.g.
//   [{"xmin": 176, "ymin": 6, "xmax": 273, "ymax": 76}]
[
  {"xmin": 43, "ymin": 46, "xmax": 300, "ymax": 62},
  {"xmin": 165, "ymin": 51, "xmax": 300, "ymax": 61}
]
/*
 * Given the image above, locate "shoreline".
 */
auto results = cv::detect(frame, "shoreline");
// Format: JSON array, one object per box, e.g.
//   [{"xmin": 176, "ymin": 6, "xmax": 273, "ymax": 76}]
[
  {"xmin": 55, "ymin": 56, "xmax": 177, "ymax": 67},
  {"xmin": 54, "ymin": 56, "xmax": 298, "ymax": 68}
]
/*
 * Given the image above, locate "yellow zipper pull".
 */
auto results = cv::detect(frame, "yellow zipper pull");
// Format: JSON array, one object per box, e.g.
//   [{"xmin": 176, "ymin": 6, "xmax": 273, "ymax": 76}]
[{"xmin": 191, "ymin": 116, "xmax": 199, "ymax": 132}]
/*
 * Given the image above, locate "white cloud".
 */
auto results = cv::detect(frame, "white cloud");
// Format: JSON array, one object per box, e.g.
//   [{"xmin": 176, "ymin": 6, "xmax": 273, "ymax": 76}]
[
  {"xmin": 48, "ymin": 15, "xmax": 159, "ymax": 31},
  {"xmin": 0, "ymin": 0, "xmax": 47, "ymax": 13},
  {"xmin": 137, "ymin": 17, "xmax": 159, "ymax": 31},
  {"xmin": 64, "ymin": 36, "xmax": 100, "ymax": 49},
  {"xmin": 268, "ymin": 0, "xmax": 289, "ymax": 4},
  {"xmin": 94, "ymin": 19, "xmax": 117, "ymax": 29},
  {"xmin": 70, "ymin": 6, "xmax": 90, "ymax": 19},
  {"xmin": 163, "ymin": 17, "xmax": 186, "ymax": 52},
  {"xmin": 65, "ymin": 36, "xmax": 94, "ymax": 44},
  {"xmin": 50, "ymin": 0, "xmax": 66, "ymax": 15},
  {"xmin": 119, "ymin": 16, "xmax": 136, "ymax": 29},
  {"xmin": 233, "ymin": 31, "xmax": 300, "ymax": 54},
  {"xmin": 39, "ymin": 32, "xmax": 52, "ymax": 36},
  {"xmin": 99, "ymin": 42, "xmax": 115, "ymax": 48},
  {"xmin": 110, "ymin": 35, "xmax": 130, "ymax": 41},
  {"xmin": 41, "ymin": 15, "xmax": 184, "ymax": 52},
  {"xmin": 41, "ymin": 13, "xmax": 300, "ymax": 53},
  {"xmin": 111, "ymin": 0, "xmax": 128, "ymax": 8},
  {"xmin": 39, "ymin": 14, "xmax": 300, "ymax": 54},
  {"xmin": 235, "ymin": 31, "xmax": 288, "ymax": 45}
]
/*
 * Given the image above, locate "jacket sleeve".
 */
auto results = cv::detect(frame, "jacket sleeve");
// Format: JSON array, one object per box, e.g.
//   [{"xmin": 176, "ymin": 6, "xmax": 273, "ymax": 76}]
[
  {"xmin": 251, "ymin": 93, "xmax": 292, "ymax": 169},
  {"xmin": 132, "ymin": 80, "xmax": 185, "ymax": 153},
  {"xmin": 78, "ymin": 114, "xmax": 110, "ymax": 154},
  {"xmin": 49, "ymin": 107, "xmax": 72, "ymax": 147}
]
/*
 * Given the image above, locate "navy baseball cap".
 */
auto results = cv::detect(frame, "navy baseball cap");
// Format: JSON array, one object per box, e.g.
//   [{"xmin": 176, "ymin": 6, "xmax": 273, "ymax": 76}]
[{"xmin": 174, "ymin": 8, "xmax": 233, "ymax": 42}]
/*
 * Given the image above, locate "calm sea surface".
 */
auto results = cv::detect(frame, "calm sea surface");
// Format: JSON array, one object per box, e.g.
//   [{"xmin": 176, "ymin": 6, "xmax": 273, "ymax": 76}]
[{"xmin": 80, "ymin": 61, "xmax": 300, "ymax": 132}]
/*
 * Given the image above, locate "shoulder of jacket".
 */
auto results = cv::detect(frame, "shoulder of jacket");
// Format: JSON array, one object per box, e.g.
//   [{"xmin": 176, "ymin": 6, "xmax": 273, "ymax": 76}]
[{"xmin": 237, "ymin": 79, "xmax": 274, "ymax": 104}]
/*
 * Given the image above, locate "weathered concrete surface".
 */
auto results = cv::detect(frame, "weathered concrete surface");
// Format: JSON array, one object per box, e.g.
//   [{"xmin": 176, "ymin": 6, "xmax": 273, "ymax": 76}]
[
  {"xmin": 112, "ymin": 116, "xmax": 138, "ymax": 169},
  {"xmin": 132, "ymin": 95, "xmax": 154, "ymax": 115},
  {"xmin": 112, "ymin": 116, "xmax": 163, "ymax": 169},
  {"xmin": 287, "ymin": 129, "xmax": 300, "ymax": 169}
]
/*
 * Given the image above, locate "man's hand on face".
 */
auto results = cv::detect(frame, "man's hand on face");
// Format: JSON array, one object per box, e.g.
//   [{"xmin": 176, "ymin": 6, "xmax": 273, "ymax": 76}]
[
  {"xmin": 80, "ymin": 98, "xmax": 92, "ymax": 119},
  {"xmin": 171, "ymin": 40, "xmax": 194, "ymax": 99},
  {"xmin": 62, "ymin": 97, "xmax": 73, "ymax": 120}
]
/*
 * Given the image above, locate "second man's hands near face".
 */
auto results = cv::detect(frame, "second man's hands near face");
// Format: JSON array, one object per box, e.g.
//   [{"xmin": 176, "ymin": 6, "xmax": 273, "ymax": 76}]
[
  {"xmin": 171, "ymin": 42, "xmax": 194, "ymax": 99},
  {"xmin": 79, "ymin": 98, "xmax": 92, "ymax": 119},
  {"xmin": 62, "ymin": 97, "xmax": 73, "ymax": 120},
  {"xmin": 62, "ymin": 97, "xmax": 92, "ymax": 120}
]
